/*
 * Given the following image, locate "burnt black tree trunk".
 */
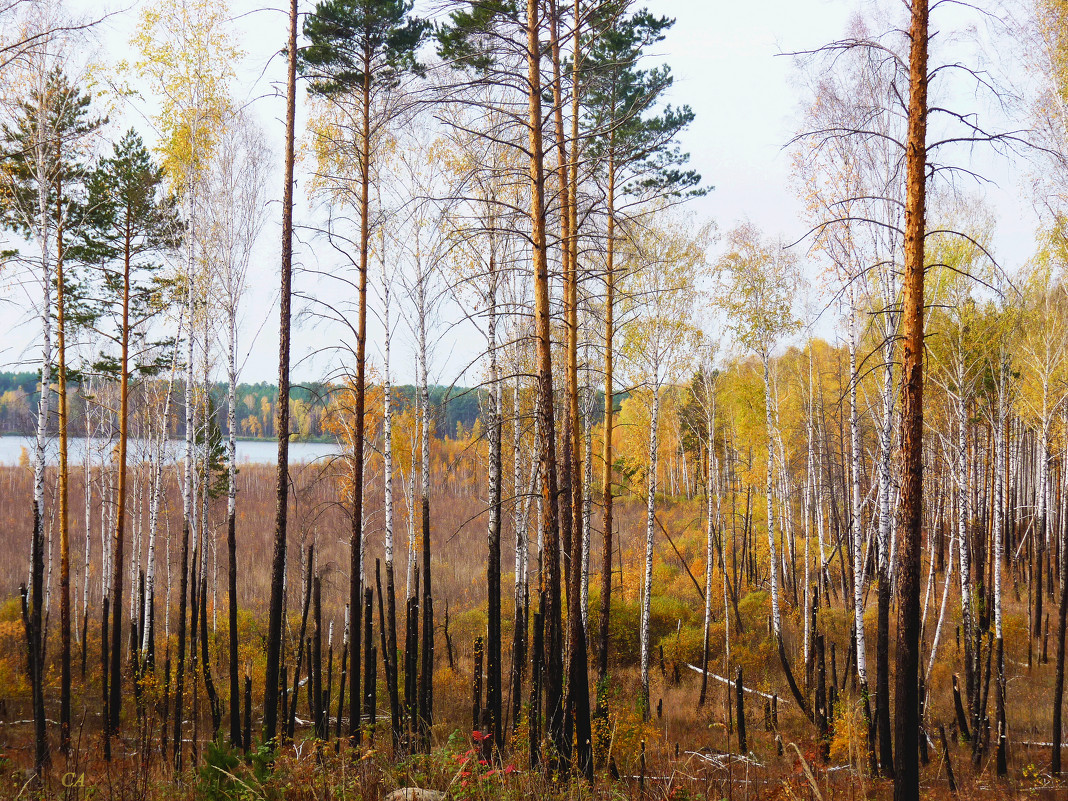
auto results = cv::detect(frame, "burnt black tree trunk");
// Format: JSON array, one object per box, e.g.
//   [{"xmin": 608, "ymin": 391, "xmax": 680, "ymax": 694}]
[
  {"xmin": 313, "ymin": 576, "xmax": 325, "ymax": 740},
  {"xmin": 200, "ymin": 577, "xmax": 222, "ymax": 736},
  {"xmin": 172, "ymin": 514, "xmax": 190, "ymax": 769},
  {"xmin": 877, "ymin": 575, "xmax": 893, "ymax": 774},
  {"xmin": 287, "ymin": 547, "xmax": 314, "ymax": 741},
  {"xmin": 228, "ymin": 461, "xmax": 240, "ymax": 745},
  {"xmin": 376, "ymin": 560, "xmax": 398, "ymax": 744},
  {"xmin": 1052, "ymin": 509, "xmax": 1068, "ymax": 775}
]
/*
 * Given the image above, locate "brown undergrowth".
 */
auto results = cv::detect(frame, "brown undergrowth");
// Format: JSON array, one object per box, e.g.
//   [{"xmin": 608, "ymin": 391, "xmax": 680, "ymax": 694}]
[{"xmin": 0, "ymin": 463, "xmax": 1066, "ymax": 798}]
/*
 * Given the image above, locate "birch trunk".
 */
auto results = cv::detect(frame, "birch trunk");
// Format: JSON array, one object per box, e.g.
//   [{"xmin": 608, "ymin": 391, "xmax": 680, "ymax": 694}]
[
  {"xmin": 417, "ymin": 241, "xmax": 434, "ymax": 743},
  {"xmin": 227, "ymin": 280, "xmax": 241, "ymax": 745},
  {"xmin": 764, "ymin": 353, "xmax": 809, "ymax": 721},
  {"xmin": 849, "ymin": 295, "xmax": 869, "ymax": 692},
  {"xmin": 381, "ymin": 229, "xmax": 400, "ymax": 745},
  {"xmin": 763, "ymin": 357, "xmax": 782, "ymax": 637},
  {"xmin": 143, "ymin": 307, "xmax": 182, "ymax": 658},
  {"xmin": 957, "ymin": 394, "xmax": 975, "ymax": 708},
  {"xmin": 639, "ymin": 387, "xmax": 660, "ymax": 721},
  {"xmin": 27, "ymin": 62, "xmax": 53, "ymax": 771},
  {"xmin": 582, "ymin": 400, "xmax": 593, "ymax": 632},
  {"xmin": 485, "ymin": 238, "xmax": 503, "ymax": 750},
  {"xmin": 994, "ymin": 379, "xmax": 1008, "ymax": 775},
  {"xmin": 699, "ymin": 394, "xmax": 716, "ymax": 706}
]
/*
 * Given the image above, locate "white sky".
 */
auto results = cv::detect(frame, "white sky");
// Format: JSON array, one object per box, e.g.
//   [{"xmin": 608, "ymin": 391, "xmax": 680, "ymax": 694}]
[{"xmin": 0, "ymin": 0, "xmax": 1042, "ymax": 386}]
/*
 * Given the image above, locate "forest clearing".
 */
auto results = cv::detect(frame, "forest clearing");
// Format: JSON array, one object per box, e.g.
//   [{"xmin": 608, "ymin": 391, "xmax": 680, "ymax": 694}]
[{"xmin": 4, "ymin": 0, "xmax": 1068, "ymax": 798}]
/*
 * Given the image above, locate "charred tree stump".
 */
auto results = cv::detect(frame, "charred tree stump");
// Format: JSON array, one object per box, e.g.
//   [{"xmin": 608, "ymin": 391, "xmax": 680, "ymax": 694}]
[
  {"xmin": 939, "ymin": 723, "xmax": 957, "ymax": 793},
  {"xmin": 736, "ymin": 666, "xmax": 747, "ymax": 755},
  {"xmin": 529, "ymin": 605, "xmax": 544, "ymax": 768},
  {"xmin": 473, "ymin": 635, "xmax": 484, "ymax": 732},
  {"xmin": 816, "ymin": 634, "xmax": 829, "ymax": 761},
  {"xmin": 243, "ymin": 674, "xmax": 252, "ymax": 752},
  {"xmin": 952, "ymin": 674, "xmax": 970, "ymax": 742}
]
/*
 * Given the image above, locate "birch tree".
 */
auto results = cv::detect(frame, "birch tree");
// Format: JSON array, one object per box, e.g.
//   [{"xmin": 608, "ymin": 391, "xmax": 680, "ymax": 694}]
[
  {"xmin": 202, "ymin": 110, "xmax": 268, "ymax": 747},
  {"xmin": 620, "ymin": 209, "xmax": 706, "ymax": 720},
  {"xmin": 717, "ymin": 222, "xmax": 808, "ymax": 719},
  {"xmin": 84, "ymin": 129, "xmax": 180, "ymax": 743},
  {"xmin": 300, "ymin": 0, "xmax": 429, "ymax": 746},
  {"xmin": 0, "ymin": 49, "xmax": 101, "ymax": 770},
  {"xmin": 131, "ymin": 0, "xmax": 240, "ymax": 762}
]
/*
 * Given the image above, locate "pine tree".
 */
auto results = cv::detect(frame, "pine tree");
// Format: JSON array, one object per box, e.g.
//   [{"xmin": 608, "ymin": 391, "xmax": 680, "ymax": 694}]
[
  {"xmin": 263, "ymin": 0, "xmax": 299, "ymax": 747},
  {"xmin": 298, "ymin": 0, "xmax": 429, "ymax": 747},
  {"xmin": 0, "ymin": 65, "xmax": 103, "ymax": 771},
  {"xmin": 82, "ymin": 128, "xmax": 181, "ymax": 745},
  {"xmin": 580, "ymin": 0, "xmax": 701, "ymax": 718}
]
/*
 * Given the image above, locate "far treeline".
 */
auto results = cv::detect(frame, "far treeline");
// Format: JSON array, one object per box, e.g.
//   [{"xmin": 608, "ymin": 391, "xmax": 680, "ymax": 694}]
[{"xmin": 0, "ymin": 372, "xmax": 609, "ymax": 441}]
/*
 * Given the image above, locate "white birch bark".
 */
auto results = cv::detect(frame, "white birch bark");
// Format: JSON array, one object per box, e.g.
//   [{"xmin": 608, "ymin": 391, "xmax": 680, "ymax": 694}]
[
  {"xmin": 876, "ymin": 278, "xmax": 896, "ymax": 584},
  {"xmin": 44, "ymin": 513, "xmax": 53, "ymax": 616},
  {"xmin": 701, "ymin": 390, "xmax": 716, "ymax": 676},
  {"xmin": 30, "ymin": 62, "xmax": 53, "ymax": 594},
  {"xmin": 803, "ymin": 381, "xmax": 814, "ymax": 664},
  {"xmin": 849, "ymin": 292, "xmax": 868, "ymax": 687},
  {"xmin": 131, "ymin": 465, "xmax": 143, "ymax": 622},
  {"xmin": 183, "ymin": 258, "xmax": 197, "ymax": 587},
  {"xmin": 143, "ymin": 308, "xmax": 182, "ymax": 652},
  {"xmin": 418, "ymin": 248, "xmax": 430, "ymax": 588},
  {"xmin": 925, "ymin": 525, "xmax": 956, "ymax": 683},
  {"xmin": 640, "ymin": 386, "xmax": 660, "ymax": 713},
  {"xmin": 513, "ymin": 368, "xmax": 526, "ymax": 606},
  {"xmin": 993, "ymin": 363, "xmax": 1008, "ymax": 642},
  {"xmin": 377, "ymin": 230, "xmax": 392, "ymax": 585},
  {"xmin": 101, "ymin": 460, "xmax": 113, "ymax": 601},
  {"xmin": 486, "ymin": 236, "xmax": 501, "ymax": 603},
  {"xmin": 581, "ymin": 392, "xmax": 592, "ymax": 631},
  {"xmin": 957, "ymin": 393, "xmax": 973, "ymax": 657},
  {"xmin": 81, "ymin": 404, "xmax": 92, "ymax": 641},
  {"xmin": 763, "ymin": 355, "xmax": 782, "ymax": 638}
]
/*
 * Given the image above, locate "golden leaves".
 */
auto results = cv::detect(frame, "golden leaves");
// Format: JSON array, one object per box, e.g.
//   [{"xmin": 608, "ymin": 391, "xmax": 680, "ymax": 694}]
[{"xmin": 130, "ymin": 0, "xmax": 242, "ymax": 191}]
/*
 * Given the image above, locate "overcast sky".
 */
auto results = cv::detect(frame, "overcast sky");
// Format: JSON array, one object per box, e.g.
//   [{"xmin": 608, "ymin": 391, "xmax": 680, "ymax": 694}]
[{"xmin": 0, "ymin": 0, "xmax": 1041, "ymax": 386}]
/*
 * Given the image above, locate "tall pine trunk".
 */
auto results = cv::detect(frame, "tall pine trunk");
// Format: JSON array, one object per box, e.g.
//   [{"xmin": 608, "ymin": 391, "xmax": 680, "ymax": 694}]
[
  {"xmin": 526, "ymin": 0, "xmax": 565, "ymax": 766},
  {"xmin": 347, "ymin": 54, "xmax": 373, "ymax": 751},
  {"xmin": 108, "ymin": 222, "xmax": 133, "ymax": 738},
  {"xmin": 893, "ymin": 0, "xmax": 929, "ymax": 795},
  {"xmin": 263, "ymin": 0, "xmax": 298, "ymax": 745}
]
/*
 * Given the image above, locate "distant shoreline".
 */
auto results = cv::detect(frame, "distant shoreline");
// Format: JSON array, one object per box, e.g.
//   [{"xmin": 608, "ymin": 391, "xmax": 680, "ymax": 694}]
[{"xmin": 0, "ymin": 434, "xmax": 342, "ymax": 466}]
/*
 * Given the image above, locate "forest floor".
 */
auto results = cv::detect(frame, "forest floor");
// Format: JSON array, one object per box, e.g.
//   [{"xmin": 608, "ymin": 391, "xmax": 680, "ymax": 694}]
[{"xmin": 0, "ymin": 463, "xmax": 1067, "ymax": 799}]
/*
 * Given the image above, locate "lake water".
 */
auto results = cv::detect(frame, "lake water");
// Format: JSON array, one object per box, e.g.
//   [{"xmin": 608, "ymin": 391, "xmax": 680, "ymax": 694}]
[{"xmin": 0, "ymin": 435, "xmax": 342, "ymax": 466}]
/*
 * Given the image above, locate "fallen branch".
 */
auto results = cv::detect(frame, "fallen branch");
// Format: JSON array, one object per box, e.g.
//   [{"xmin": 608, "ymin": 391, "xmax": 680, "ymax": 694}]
[
  {"xmin": 684, "ymin": 663, "xmax": 775, "ymax": 700},
  {"xmin": 684, "ymin": 750, "xmax": 764, "ymax": 769},
  {"xmin": 787, "ymin": 742, "xmax": 824, "ymax": 801}
]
